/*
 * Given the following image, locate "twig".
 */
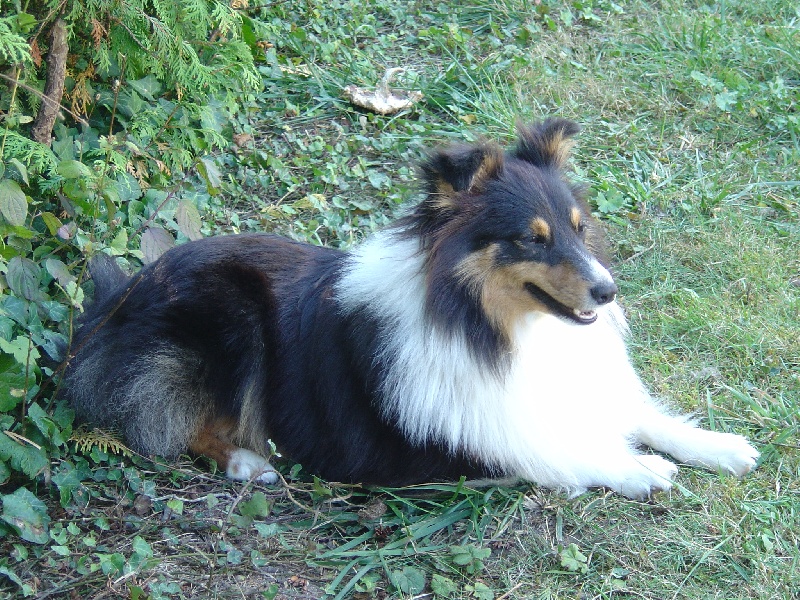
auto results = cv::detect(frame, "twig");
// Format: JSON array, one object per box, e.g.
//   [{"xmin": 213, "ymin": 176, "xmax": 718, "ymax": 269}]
[{"xmin": 496, "ymin": 582, "xmax": 524, "ymax": 600}]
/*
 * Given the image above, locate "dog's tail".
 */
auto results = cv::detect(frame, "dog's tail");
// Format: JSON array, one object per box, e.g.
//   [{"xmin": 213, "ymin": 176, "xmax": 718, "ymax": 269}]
[{"xmin": 87, "ymin": 253, "xmax": 130, "ymax": 303}]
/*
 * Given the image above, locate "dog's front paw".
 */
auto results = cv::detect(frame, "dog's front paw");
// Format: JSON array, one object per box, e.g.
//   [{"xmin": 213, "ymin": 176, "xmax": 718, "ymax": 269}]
[
  {"xmin": 226, "ymin": 448, "xmax": 279, "ymax": 484},
  {"xmin": 680, "ymin": 431, "xmax": 759, "ymax": 476},
  {"xmin": 617, "ymin": 455, "xmax": 678, "ymax": 500}
]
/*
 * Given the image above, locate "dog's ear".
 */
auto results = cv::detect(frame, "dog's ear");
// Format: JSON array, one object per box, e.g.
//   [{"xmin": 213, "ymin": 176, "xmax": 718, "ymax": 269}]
[
  {"xmin": 421, "ymin": 142, "xmax": 504, "ymax": 206},
  {"xmin": 514, "ymin": 119, "xmax": 580, "ymax": 169}
]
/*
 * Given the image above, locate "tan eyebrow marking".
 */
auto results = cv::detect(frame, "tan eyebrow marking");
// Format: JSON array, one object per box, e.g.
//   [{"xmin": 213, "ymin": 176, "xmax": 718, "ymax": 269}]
[
  {"xmin": 570, "ymin": 207, "xmax": 582, "ymax": 230},
  {"xmin": 530, "ymin": 218, "xmax": 551, "ymax": 240}
]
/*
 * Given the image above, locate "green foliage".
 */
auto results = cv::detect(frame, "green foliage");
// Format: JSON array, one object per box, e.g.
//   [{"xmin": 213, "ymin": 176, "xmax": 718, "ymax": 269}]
[
  {"xmin": 0, "ymin": 0, "xmax": 265, "ymax": 569},
  {"xmin": 449, "ymin": 543, "xmax": 492, "ymax": 575},
  {"xmin": 0, "ymin": 15, "xmax": 33, "ymax": 67},
  {"xmin": 559, "ymin": 543, "xmax": 589, "ymax": 573}
]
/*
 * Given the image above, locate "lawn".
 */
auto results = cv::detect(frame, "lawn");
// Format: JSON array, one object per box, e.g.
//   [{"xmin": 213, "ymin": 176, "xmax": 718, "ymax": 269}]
[{"xmin": 1, "ymin": 0, "xmax": 798, "ymax": 598}]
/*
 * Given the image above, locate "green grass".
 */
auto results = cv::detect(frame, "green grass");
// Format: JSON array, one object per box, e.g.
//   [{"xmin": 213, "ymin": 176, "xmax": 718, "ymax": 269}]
[{"xmin": 2, "ymin": 0, "xmax": 799, "ymax": 597}]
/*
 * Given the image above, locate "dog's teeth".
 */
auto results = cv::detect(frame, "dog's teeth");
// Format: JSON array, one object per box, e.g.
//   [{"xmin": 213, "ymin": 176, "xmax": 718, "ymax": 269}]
[{"xmin": 574, "ymin": 309, "xmax": 597, "ymax": 321}]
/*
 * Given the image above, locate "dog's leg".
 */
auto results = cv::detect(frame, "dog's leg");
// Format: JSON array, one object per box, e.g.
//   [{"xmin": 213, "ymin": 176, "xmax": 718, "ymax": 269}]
[
  {"xmin": 636, "ymin": 409, "xmax": 759, "ymax": 476},
  {"xmin": 555, "ymin": 447, "xmax": 679, "ymax": 500},
  {"xmin": 189, "ymin": 419, "xmax": 278, "ymax": 484}
]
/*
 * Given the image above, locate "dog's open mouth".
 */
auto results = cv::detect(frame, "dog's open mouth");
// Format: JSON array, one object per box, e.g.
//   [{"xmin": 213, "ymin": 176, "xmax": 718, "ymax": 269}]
[{"xmin": 524, "ymin": 283, "xmax": 598, "ymax": 325}]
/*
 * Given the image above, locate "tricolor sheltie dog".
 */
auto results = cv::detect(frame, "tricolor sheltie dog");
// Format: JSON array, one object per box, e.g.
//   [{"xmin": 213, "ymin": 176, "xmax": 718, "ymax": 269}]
[{"xmin": 64, "ymin": 120, "xmax": 759, "ymax": 499}]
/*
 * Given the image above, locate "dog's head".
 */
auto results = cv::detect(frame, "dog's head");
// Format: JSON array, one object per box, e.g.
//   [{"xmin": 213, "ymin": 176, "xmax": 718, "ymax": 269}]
[{"xmin": 409, "ymin": 119, "xmax": 617, "ymax": 338}]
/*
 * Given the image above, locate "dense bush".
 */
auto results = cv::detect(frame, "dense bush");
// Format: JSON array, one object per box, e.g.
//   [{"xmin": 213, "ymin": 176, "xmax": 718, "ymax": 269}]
[{"xmin": 0, "ymin": 0, "xmax": 262, "ymax": 548}]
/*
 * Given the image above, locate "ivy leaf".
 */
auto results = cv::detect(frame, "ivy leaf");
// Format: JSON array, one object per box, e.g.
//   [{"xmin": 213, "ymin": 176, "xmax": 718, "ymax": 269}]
[
  {"xmin": 108, "ymin": 229, "xmax": 128, "ymax": 256},
  {"xmin": 559, "ymin": 543, "xmax": 589, "ymax": 573},
  {"xmin": 176, "ymin": 199, "xmax": 203, "ymax": 241},
  {"xmin": 1, "ymin": 487, "xmax": 50, "ymax": 544},
  {"xmin": 132, "ymin": 536, "xmax": 153, "ymax": 558},
  {"xmin": 254, "ymin": 522, "xmax": 281, "ymax": 538},
  {"xmin": 127, "ymin": 76, "xmax": 162, "ymax": 101},
  {"xmin": 57, "ymin": 160, "xmax": 92, "ymax": 179},
  {"xmin": 0, "ymin": 179, "xmax": 28, "ymax": 227},
  {"xmin": 239, "ymin": 491, "xmax": 271, "ymax": 518},
  {"xmin": 367, "ymin": 169, "xmax": 391, "ymax": 190},
  {"xmin": 52, "ymin": 463, "xmax": 84, "ymax": 508},
  {"xmin": 166, "ymin": 498, "xmax": 184, "ymax": 515},
  {"xmin": 391, "ymin": 566, "xmax": 426, "ymax": 595},
  {"xmin": 140, "ymin": 227, "xmax": 174, "ymax": 263}
]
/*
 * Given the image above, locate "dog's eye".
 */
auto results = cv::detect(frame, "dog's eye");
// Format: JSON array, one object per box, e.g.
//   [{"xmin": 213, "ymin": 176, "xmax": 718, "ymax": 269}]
[
  {"xmin": 576, "ymin": 222, "xmax": 586, "ymax": 234},
  {"xmin": 531, "ymin": 234, "xmax": 548, "ymax": 246},
  {"xmin": 513, "ymin": 235, "xmax": 548, "ymax": 250}
]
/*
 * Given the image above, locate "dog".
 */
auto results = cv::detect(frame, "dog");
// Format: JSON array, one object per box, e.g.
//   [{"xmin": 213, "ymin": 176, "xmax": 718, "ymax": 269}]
[{"xmin": 63, "ymin": 119, "xmax": 759, "ymax": 499}]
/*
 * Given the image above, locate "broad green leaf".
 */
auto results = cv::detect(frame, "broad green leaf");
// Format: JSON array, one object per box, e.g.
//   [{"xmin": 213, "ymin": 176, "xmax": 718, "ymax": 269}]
[
  {"xmin": 391, "ymin": 566, "xmax": 426, "ymax": 595},
  {"xmin": 0, "ymin": 179, "xmax": 28, "ymax": 227},
  {"xmin": 430, "ymin": 573, "xmax": 458, "ymax": 597},
  {"xmin": 127, "ymin": 76, "xmax": 162, "ymax": 101},
  {"xmin": 254, "ymin": 522, "xmax": 280, "ymax": 538},
  {"xmin": 98, "ymin": 552, "xmax": 125, "ymax": 575},
  {"xmin": 140, "ymin": 227, "xmax": 174, "ymax": 263},
  {"xmin": 239, "ymin": 491, "xmax": 270, "ymax": 518},
  {"xmin": 226, "ymin": 546, "xmax": 244, "ymax": 565},
  {"xmin": 0, "ymin": 563, "xmax": 34, "ymax": 596},
  {"xmin": 468, "ymin": 582, "xmax": 494, "ymax": 600},
  {"xmin": 0, "ymin": 424, "xmax": 48, "ymax": 479},
  {"xmin": 101, "ymin": 185, "xmax": 120, "ymax": 219},
  {"xmin": 5, "ymin": 256, "xmax": 41, "ymax": 301},
  {"xmin": 16, "ymin": 12, "xmax": 38, "ymax": 31},
  {"xmin": 196, "ymin": 157, "xmax": 222, "ymax": 197},
  {"xmin": 45, "ymin": 257, "xmax": 76, "ymax": 286},
  {"xmin": 176, "ymin": 199, "xmax": 203, "ymax": 241},
  {"xmin": 132, "ymin": 536, "xmax": 153, "ymax": 558},
  {"xmin": 57, "ymin": 160, "xmax": 91, "ymax": 179},
  {"xmin": 0, "ymin": 361, "xmax": 28, "ymax": 411},
  {"xmin": 40, "ymin": 212, "xmax": 63, "ymax": 236},
  {"xmin": 1, "ymin": 487, "xmax": 50, "ymax": 544},
  {"xmin": 52, "ymin": 463, "xmax": 84, "ymax": 508},
  {"xmin": 115, "ymin": 173, "xmax": 142, "ymax": 203},
  {"xmin": 9, "ymin": 159, "xmax": 29, "ymax": 186},
  {"xmin": 241, "ymin": 15, "xmax": 257, "ymax": 50},
  {"xmin": 0, "ymin": 224, "xmax": 34, "ymax": 239},
  {"xmin": 109, "ymin": 229, "xmax": 128, "ymax": 256},
  {"xmin": 715, "ymin": 90, "xmax": 739, "ymax": 112},
  {"xmin": 560, "ymin": 543, "xmax": 589, "ymax": 573}
]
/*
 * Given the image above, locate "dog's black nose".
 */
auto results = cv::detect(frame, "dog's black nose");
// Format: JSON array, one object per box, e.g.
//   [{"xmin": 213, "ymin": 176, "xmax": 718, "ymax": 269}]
[{"xmin": 590, "ymin": 281, "xmax": 618, "ymax": 305}]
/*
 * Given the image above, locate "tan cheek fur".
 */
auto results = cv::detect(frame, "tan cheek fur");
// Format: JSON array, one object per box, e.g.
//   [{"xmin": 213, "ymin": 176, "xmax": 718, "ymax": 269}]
[{"xmin": 456, "ymin": 246, "xmax": 594, "ymax": 340}]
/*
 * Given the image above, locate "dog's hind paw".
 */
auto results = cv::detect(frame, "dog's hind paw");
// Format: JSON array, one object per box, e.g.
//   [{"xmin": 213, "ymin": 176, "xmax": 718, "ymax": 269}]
[
  {"xmin": 226, "ymin": 448, "xmax": 279, "ymax": 484},
  {"xmin": 616, "ymin": 455, "xmax": 678, "ymax": 500}
]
